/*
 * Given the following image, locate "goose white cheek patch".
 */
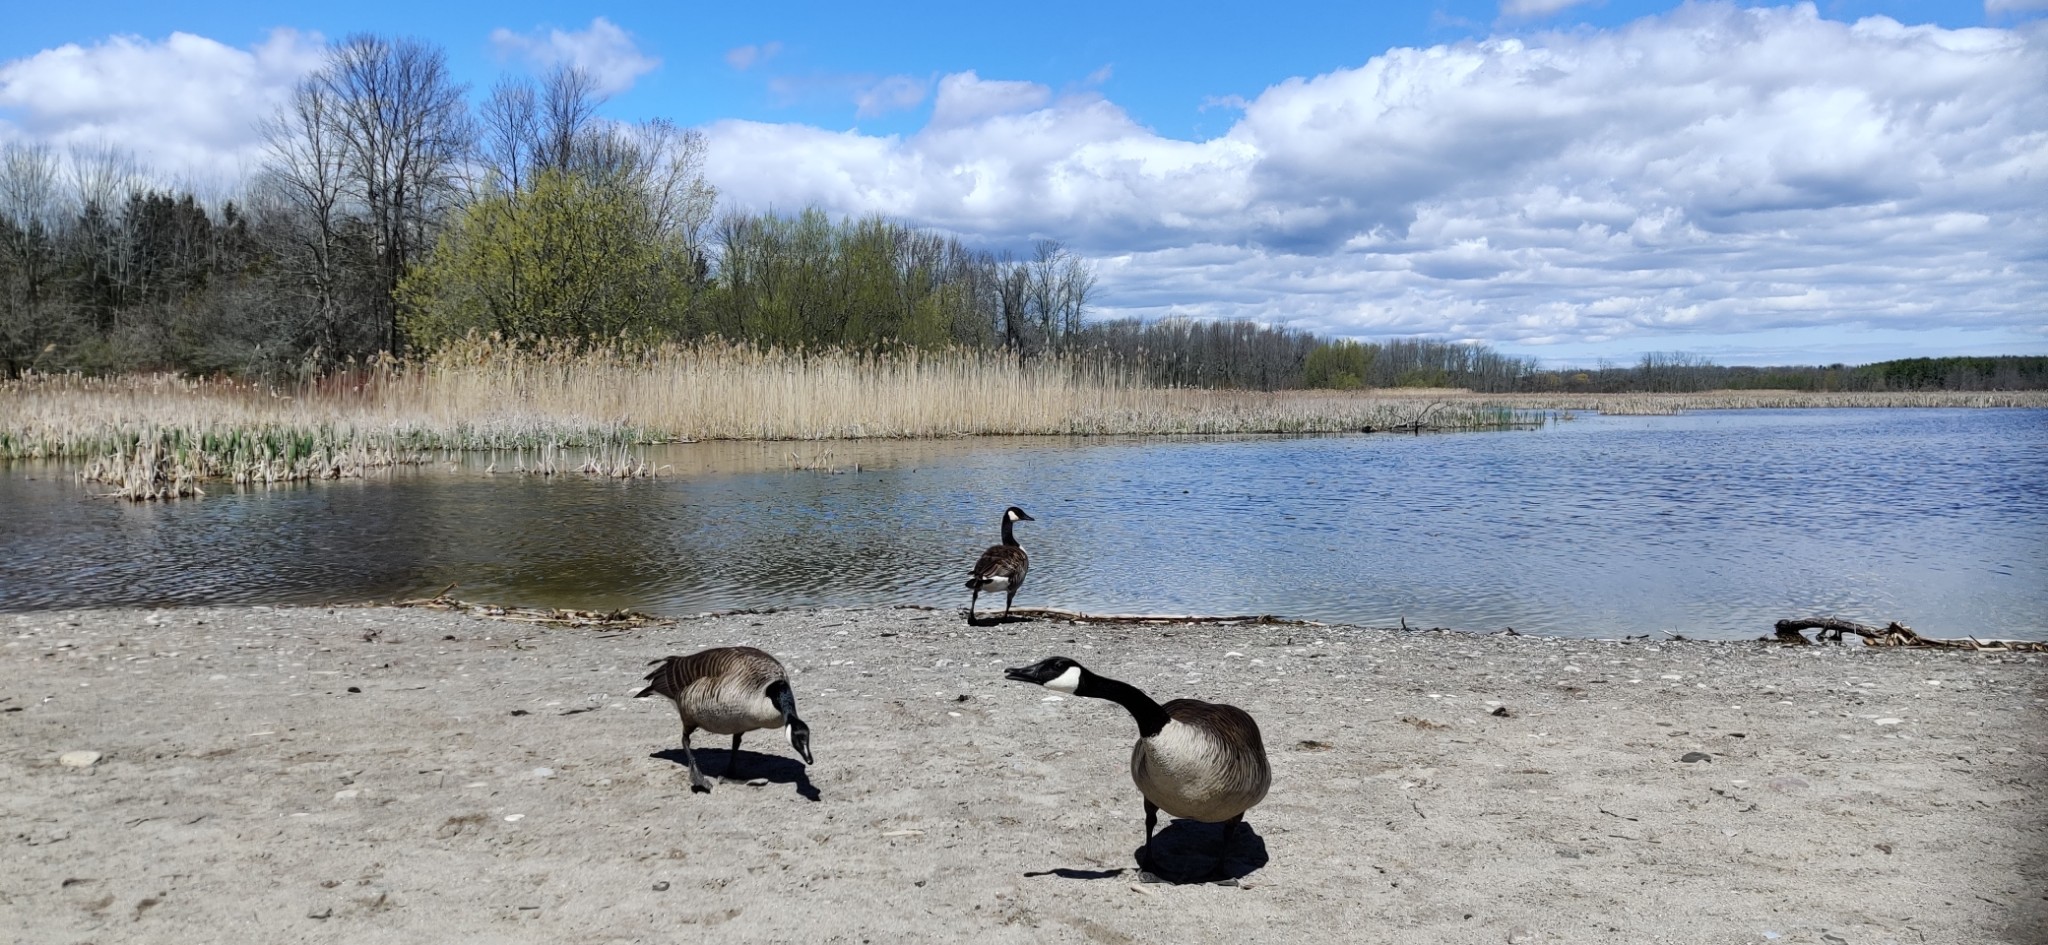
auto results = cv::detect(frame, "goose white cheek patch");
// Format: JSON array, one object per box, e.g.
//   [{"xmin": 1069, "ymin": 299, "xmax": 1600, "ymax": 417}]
[{"xmin": 1045, "ymin": 666, "xmax": 1082, "ymax": 694}]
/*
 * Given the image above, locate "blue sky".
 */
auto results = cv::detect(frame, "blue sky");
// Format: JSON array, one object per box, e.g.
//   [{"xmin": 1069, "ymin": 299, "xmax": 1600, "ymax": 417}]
[{"xmin": 3, "ymin": 1, "xmax": 2044, "ymax": 367}]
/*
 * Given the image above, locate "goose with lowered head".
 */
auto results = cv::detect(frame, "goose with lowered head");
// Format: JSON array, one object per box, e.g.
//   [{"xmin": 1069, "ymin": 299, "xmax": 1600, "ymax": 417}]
[{"xmin": 637, "ymin": 646, "xmax": 813, "ymax": 793}]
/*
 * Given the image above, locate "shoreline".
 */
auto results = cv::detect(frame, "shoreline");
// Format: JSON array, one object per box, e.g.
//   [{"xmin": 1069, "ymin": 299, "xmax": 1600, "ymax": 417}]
[{"xmin": 5, "ymin": 604, "xmax": 2044, "ymax": 944}]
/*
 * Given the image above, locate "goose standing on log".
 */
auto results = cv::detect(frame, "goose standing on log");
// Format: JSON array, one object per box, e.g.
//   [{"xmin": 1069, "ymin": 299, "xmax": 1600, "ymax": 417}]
[
  {"xmin": 1004, "ymin": 656, "xmax": 1270, "ymax": 882},
  {"xmin": 965, "ymin": 506, "xmax": 1034, "ymax": 623},
  {"xmin": 637, "ymin": 647, "xmax": 813, "ymax": 793}
]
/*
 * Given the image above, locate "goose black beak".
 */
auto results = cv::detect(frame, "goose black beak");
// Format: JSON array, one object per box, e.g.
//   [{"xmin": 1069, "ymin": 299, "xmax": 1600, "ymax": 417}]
[
  {"xmin": 1003, "ymin": 666, "xmax": 1034, "ymax": 683},
  {"xmin": 787, "ymin": 721, "xmax": 813, "ymax": 765}
]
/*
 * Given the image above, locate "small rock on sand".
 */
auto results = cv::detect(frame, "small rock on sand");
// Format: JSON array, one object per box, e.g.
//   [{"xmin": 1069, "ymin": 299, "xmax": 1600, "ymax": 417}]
[{"xmin": 58, "ymin": 751, "xmax": 101, "ymax": 768}]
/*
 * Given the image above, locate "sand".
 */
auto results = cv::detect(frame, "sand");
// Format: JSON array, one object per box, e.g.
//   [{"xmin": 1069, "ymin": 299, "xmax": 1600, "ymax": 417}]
[{"xmin": 2, "ymin": 604, "xmax": 2043, "ymax": 945}]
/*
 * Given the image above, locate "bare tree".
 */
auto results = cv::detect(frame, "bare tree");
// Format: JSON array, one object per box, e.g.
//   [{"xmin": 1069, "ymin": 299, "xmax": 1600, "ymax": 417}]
[
  {"xmin": 0, "ymin": 142, "xmax": 68, "ymax": 374},
  {"xmin": 258, "ymin": 78, "xmax": 352, "ymax": 362},
  {"xmin": 536, "ymin": 66, "xmax": 605, "ymax": 175},
  {"xmin": 477, "ymin": 77, "xmax": 539, "ymax": 194},
  {"xmin": 63, "ymin": 144, "xmax": 146, "ymax": 334},
  {"xmin": 630, "ymin": 120, "xmax": 716, "ymax": 249},
  {"xmin": 313, "ymin": 34, "xmax": 471, "ymax": 354},
  {"xmin": 67, "ymin": 144, "xmax": 142, "ymax": 215},
  {"xmin": 1025, "ymin": 239, "xmax": 1093, "ymax": 349}
]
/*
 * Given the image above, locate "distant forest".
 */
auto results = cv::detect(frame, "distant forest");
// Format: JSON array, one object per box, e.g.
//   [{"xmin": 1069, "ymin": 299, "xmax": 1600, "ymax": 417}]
[{"xmin": 0, "ymin": 35, "xmax": 2040, "ymax": 393}]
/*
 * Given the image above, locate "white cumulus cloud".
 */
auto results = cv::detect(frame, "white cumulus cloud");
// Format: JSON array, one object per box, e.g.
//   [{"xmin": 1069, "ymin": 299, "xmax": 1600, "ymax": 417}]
[
  {"xmin": 0, "ymin": 28, "xmax": 325, "ymax": 185},
  {"xmin": 704, "ymin": 3, "xmax": 2048, "ymax": 355},
  {"xmin": 929, "ymin": 72, "xmax": 1053, "ymax": 128},
  {"xmin": 1501, "ymin": 0, "xmax": 1599, "ymax": 17},
  {"xmin": 490, "ymin": 17, "xmax": 658, "ymax": 95}
]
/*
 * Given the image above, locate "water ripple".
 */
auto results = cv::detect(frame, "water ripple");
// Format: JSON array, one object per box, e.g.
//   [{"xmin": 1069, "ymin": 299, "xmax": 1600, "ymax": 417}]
[{"xmin": 1, "ymin": 409, "xmax": 2043, "ymax": 640}]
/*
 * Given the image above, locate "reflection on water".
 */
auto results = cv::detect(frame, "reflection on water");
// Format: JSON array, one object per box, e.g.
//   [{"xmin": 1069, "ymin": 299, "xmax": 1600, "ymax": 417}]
[{"xmin": 2, "ymin": 409, "xmax": 2043, "ymax": 640}]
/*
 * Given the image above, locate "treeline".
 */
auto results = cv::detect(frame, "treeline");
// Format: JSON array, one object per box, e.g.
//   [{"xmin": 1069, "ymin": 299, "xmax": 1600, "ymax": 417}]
[
  {"xmin": 1064, "ymin": 325, "xmax": 1541, "ymax": 392},
  {"xmin": 1521, "ymin": 353, "xmax": 2048, "ymax": 393}
]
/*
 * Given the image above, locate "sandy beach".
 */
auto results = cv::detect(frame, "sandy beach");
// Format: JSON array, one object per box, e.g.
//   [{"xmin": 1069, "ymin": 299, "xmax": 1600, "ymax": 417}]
[{"xmin": 3, "ymin": 604, "xmax": 2043, "ymax": 944}]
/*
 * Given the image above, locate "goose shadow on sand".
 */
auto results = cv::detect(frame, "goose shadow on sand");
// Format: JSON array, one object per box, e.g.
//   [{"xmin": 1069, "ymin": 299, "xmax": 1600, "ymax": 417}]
[
  {"xmin": 650, "ymin": 748, "xmax": 822, "ymax": 802},
  {"xmin": 1026, "ymin": 817, "xmax": 1270, "ymax": 885},
  {"xmin": 966, "ymin": 613, "xmax": 1031, "ymax": 628}
]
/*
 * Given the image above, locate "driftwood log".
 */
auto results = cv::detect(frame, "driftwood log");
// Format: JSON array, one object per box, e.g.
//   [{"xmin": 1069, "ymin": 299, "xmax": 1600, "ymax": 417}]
[
  {"xmin": 992, "ymin": 607, "xmax": 1320, "ymax": 627},
  {"xmin": 1771, "ymin": 616, "xmax": 2048, "ymax": 653}
]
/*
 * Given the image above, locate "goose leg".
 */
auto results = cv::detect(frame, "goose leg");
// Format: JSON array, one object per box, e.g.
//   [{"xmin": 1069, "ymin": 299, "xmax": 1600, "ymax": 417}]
[
  {"xmin": 680, "ymin": 724, "xmax": 712, "ymax": 793},
  {"xmin": 726, "ymin": 733, "xmax": 744, "ymax": 779},
  {"xmin": 968, "ymin": 588, "xmax": 980, "ymax": 622},
  {"xmin": 1204, "ymin": 814, "xmax": 1244, "ymax": 882},
  {"xmin": 1136, "ymin": 800, "xmax": 1165, "ymax": 881},
  {"xmin": 1003, "ymin": 585, "xmax": 1017, "ymax": 621}
]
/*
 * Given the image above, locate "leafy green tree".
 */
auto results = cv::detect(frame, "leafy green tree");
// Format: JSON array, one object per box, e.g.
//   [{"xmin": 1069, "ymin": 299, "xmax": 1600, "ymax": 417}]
[
  {"xmin": 398, "ymin": 167, "xmax": 692, "ymax": 348},
  {"xmin": 1304, "ymin": 339, "xmax": 1373, "ymax": 389}
]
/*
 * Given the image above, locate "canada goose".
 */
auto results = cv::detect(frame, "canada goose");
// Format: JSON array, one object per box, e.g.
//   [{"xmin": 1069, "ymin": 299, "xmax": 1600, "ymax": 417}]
[
  {"xmin": 966, "ymin": 506, "xmax": 1034, "ymax": 622},
  {"xmin": 636, "ymin": 647, "xmax": 813, "ymax": 793},
  {"xmin": 1004, "ymin": 656, "xmax": 1270, "ymax": 882}
]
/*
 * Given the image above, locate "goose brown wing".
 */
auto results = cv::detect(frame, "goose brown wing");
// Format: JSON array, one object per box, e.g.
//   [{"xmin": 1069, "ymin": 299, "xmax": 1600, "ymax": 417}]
[
  {"xmin": 635, "ymin": 647, "xmax": 783, "ymax": 701},
  {"xmin": 968, "ymin": 544, "xmax": 1029, "ymax": 585},
  {"xmin": 1162, "ymin": 699, "xmax": 1268, "ymax": 761}
]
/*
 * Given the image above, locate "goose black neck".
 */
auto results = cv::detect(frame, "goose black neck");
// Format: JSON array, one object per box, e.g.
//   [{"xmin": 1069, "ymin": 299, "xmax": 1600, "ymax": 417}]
[
  {"xmin": 768, "ymin": 680, "xmax": 800, "ymax": 723},
  {"xmin": 1078, "ymin": 671, "xmax": 1170, "ymax": 737},
  {"xmin": 1000, "ymin": 517, "xmax": 1020, "ymax": 547}
]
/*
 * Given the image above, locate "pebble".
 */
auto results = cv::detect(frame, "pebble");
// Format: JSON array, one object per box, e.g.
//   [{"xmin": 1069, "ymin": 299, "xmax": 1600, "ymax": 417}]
[
  {"xmin": 333, "ymin": 790, "xmax": 359, "ymax": 801},
  {"xmin": 58, "ymin": 751, "xmax": 101, "ymax": 767},
  {"xmin": 1874, "ymin": 718, "xmax": 1903, "ymax": 726},
  {"xmin": 504, "ymin": 814, "xmax": 525, "ymax": 822},
  {"xmin": 1679, "ymin": 752, "xmax": 1712, "ymax": 763},
  {"xmin": 652, "ymin": 881, "xmax": 670, "ymax": 892},
  {"xmin": 531, "ymin": 767, "xmax": 555, "ymax": 779}
]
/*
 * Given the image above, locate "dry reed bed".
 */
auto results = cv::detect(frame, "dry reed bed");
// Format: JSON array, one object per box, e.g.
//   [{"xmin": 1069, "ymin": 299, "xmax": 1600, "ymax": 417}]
[
  {"xmin": 0, "ymin": 344, "xmax": 1531, "ymax": 463},
  {"xmin": 6, "ymin": 346, "xmax": 2041, "ymax": 497}
]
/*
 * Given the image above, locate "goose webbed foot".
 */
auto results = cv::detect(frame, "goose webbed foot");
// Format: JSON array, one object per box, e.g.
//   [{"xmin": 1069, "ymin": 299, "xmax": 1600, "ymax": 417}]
[
  {"xmin": 683, "ymin": 748, "xmax": 714, "ymax": 793},
  {"xmin": 1134, "ymin": 849, "xmax": 1175, "ymax": 884}
]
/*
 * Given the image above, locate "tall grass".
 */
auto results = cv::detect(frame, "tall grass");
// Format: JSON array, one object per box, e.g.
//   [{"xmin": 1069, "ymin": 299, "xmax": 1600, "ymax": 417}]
[
  {"xmin": 1, "ymin": 340, "xmax": 1540, "ymax": 467},
  {"xmin": 11, "ymin": 342, "xmax": 2038, "ymax": 496}
]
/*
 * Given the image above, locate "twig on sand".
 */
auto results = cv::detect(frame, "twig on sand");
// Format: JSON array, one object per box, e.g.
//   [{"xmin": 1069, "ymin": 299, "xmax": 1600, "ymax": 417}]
[
  {"xmin": 387, "ymin": 587, "xmax": 661, "ymax": 629},
  {"xmin": 1769, "ymin": 616, "xmax": 2047, "ymax": 653}
]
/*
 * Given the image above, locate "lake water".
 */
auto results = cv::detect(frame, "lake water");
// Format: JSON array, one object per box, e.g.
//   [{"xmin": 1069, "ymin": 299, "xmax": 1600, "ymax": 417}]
[{"xmin": 1, "ymin": 408, "xmax": 2042, "ymax": 641}]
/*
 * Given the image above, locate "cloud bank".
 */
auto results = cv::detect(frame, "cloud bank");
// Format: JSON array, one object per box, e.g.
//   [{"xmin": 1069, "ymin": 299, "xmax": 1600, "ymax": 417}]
[
  {"xmin": 704, "ymin": 3, "xmax": 2047, "ymax": 354},
  {"xmin": 0, "ymin": 29, "xmax": 324, "ymax": 185}
]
